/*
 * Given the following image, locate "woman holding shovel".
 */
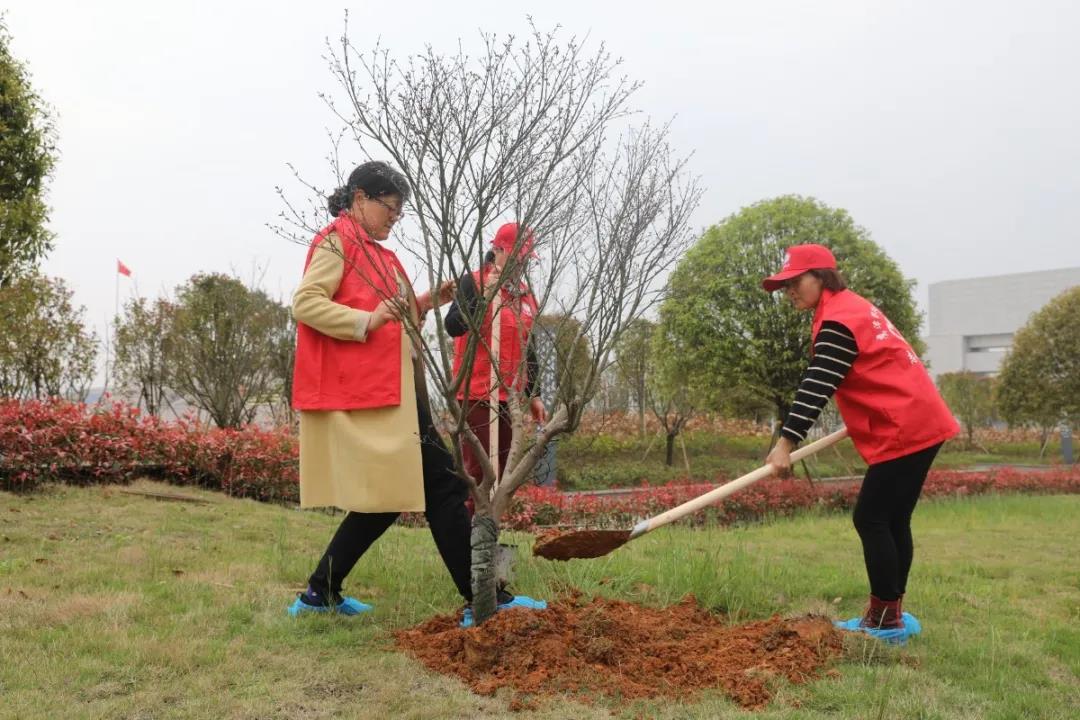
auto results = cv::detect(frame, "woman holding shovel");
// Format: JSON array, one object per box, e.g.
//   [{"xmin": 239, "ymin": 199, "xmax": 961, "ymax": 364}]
[
  {"xmin": 762, "ymin": 243, "xmax": 959, "ymax": 643},
  {"xmin": 287, "ymin": 161, "xmax": 471, "ymax": 617}
]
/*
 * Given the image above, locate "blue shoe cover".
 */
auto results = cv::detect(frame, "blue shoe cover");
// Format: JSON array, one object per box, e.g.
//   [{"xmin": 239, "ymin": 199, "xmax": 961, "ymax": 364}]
[
  {"xmin": 288, "ymin": 595, "xmax": 372, "ymax": 617},
  {"xmin": 460, "ymin": 595, "xmax": 548, "ymax": 627},
  {"xmin": 833, "ymin": 614, "xmax": 917, "ymax": 645},
  {"xmin": 834, "ymin": 616, "xmax": 864, "ymax": 631},
  {"xmin": 502, "ymin": 594, "xmax": 548, "ymax": 611},
  {"xmin": 335, "ymin": 596, "xmax": 374, "ymax": 615}
]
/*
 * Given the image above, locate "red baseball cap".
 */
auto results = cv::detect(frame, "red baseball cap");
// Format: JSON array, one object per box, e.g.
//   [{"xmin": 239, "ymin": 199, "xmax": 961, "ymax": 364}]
[
  {"xmin": 762, "ymin": 244, "xmax": 837, "ymax": 291},
  {"xmin": 492, "ymin": 223, "xmax": 539, "ymax": 260}
]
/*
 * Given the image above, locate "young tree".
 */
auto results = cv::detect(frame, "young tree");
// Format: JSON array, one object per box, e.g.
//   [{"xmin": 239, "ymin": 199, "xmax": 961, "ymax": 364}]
[
  {"xmin": 277, "ymin": 22, "xmax": 701, "ymax": 622},
  {"xmin": 266, "ymin": 301, "xmax": 297, "ymax": 427},
  {"xmin": 167, "ymin": 273, "xmax": 286, "ymax": 428},
  {"xmin": 532, "ymin": 314, "xmax": 593, "ymax": 414},
  {"xmin": 113, "ymin": 296, "xmax": 176, "ymax": 416},
  {"xmin": 657, "ymin": 196, "xmax": 921, "ymax": 433},
  {"xmin": 0, "ymin": 18, "xmax": 57, "ymax": 286},
  {"xmin": 615, "ymin": 318, "xmax": 656, "ymax": 438},
  {"xmin": 648, "ymin": 321, "xmax": 696, "ymax": 467},
  {"xmin": 998, "ymin": 286, "xmax": 1080, "ymax": 450},
  {"xmin": 936, "ymin": 371, "xmax": 996, "ymax": 449},
  {"xmin": 0, "ymin": 274, "xmax": 97, "ymax": 400}
]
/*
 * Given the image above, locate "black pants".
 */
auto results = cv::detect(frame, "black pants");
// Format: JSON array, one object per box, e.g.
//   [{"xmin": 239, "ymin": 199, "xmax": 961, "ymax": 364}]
[
  {"xmin": 307, "ymin": 403, "xmax": 473, "ymax": 602},
  {"xmin": 852, "ymin": 442, "xmax": 943, "ymax": 601}
]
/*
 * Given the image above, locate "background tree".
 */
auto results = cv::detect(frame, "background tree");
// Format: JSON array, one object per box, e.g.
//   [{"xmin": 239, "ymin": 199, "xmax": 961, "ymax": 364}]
[
  {"xmin": 113, "ymin": 296, "xmax": 176, "ymax": 416},
  {"xmin": 998, "ymin": 286, "xmax": 1080, "ymax": 451},
  {"xmin": 657, "ymin": 195, "xmax": 921, "ymax": 437},
  {"xmin": 277, "ymin": 23, "xmax": 701, "ymax": 622},
  {"xmin": 614, "ymin": 318, "xmax": 655, "ymax": 438},
  {"xmin": 0, "ymin": 17, "xmax": 57, "ymax": 286},
  {"xmin": 648, "ymin": 320, "xmax": 696, "ymax": 467},
  {"xmin": 937, "ymin": 371, "xmax": 996, "ymax": 449},
  {"xmin": 0, "ymin": 274, "xmax": 97, "ymax": 400},
  {"xmin": 589, "ymin": 363, "xmax": 631, "ymax": 416},
  {"xmin": 167, "ymin": 273, "xmax": 286, "ymax": 428},
  {"xmin": 533, "ymin": 314, "xmax": 594, "ymax": 415},
  {"xmin": 266, "ymin": 301, "xmax": 297, "ymax": 426}
]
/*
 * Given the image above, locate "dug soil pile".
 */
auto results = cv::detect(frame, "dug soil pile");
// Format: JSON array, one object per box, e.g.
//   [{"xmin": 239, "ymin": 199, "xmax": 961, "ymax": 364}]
[{"xmin": 395, "ymin": 594, "xmax": 843, "ymax": 710}]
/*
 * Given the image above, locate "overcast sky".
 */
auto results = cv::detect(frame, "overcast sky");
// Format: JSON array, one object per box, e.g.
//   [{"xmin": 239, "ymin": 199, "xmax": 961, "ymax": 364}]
[{"xmin": 5, "ymin": 0, "xmax": 1079, "ymax": 381}]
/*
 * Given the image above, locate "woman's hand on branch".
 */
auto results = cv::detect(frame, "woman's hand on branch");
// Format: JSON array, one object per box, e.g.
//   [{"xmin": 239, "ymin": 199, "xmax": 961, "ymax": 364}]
[
  {"xmin": 530, "ymin": 397, "xmax": 547, "ymax": 426},
  {"xmin": 434, "ymin": 278, "xmax": 457, "ymax": 306},
  {"xmin": 416, "ymin": 280, "xmax": 458, "ymax": 315}
]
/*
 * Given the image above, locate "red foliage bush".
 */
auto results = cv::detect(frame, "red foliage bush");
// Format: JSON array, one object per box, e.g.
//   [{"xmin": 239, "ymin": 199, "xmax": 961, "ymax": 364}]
[
  {"xmin": 0, "ymin": 398, "xmax": 298, "ymax": 502},
  {"xmin": 2, "ymin": 399, "xmax": 1075, "ymax": 523}
]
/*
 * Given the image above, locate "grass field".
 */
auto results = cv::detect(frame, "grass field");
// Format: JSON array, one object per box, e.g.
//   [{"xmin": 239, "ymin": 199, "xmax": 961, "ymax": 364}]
[{"xmin": 1, "ymin": 481, "xmax": 1077, "ymax": 719}]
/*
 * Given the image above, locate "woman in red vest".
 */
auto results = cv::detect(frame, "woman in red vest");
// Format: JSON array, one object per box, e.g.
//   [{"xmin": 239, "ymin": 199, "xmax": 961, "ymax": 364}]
[
  {"xmin": 762, "ymin": 244, "xmax": 959, "ymax": 644},
  {"xmin": 444, "ymin": 223, "xmax": 547, "ymax": 494},
  {"xmin": 287, "ymin": 161, "xmax": 470, "ymax": 616}
]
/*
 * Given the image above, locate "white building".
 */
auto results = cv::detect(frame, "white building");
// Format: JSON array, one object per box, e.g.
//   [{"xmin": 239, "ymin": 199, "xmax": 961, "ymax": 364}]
[{"xmin": 924, "ymin": 267, "xmax": 1080, "ymax": 379}]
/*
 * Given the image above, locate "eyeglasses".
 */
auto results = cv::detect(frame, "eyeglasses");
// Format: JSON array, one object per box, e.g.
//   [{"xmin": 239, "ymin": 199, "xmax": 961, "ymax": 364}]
[{"xmin": 369, "ymin": 195, "xmax": 405, "ymax": 218}]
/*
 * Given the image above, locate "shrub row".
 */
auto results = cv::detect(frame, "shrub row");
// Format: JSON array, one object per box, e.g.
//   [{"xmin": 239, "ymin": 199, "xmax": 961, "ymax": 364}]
[
  {"xmin": 0, "ymin": 398, "xmax": 297, "ymax": 502},
  {"xmin": 4, "ymin": 400, "xmax": 1075, "ymax": 530}
]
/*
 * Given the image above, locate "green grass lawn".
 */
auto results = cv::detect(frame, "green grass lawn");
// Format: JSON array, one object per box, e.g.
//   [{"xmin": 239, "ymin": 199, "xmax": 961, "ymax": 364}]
[
  {"xmin": 556, "ymin": 432, "xmax": 1063, "ymax": 490},
  {"xmin": 1, "ymin": 482, "xmax": 1077, "ymax": 719}
]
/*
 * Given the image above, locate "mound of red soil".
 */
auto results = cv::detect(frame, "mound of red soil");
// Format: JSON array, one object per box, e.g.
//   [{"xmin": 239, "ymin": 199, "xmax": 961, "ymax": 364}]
[{"xmin": 394, "ymin": 594, "xmax": 843, "ymax": 710}]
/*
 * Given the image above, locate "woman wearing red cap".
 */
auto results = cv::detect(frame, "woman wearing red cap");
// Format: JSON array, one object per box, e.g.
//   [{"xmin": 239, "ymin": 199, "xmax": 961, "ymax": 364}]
[
  {"xmin": 445, "ymin": 223, "xmax": 547, "ymax": 499},
  {"xmin": 441, "ymin": 222, "xmax": 548, "ymax": 621},
  {"xmin": 762, "ymin": 243, "xmax": 959, "ymax": 643}
]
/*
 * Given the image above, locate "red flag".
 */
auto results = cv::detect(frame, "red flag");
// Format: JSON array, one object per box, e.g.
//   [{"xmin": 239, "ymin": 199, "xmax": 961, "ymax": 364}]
[{"xmin": 117, "ymin": 260, "xmax": 132, "ymax": 277}]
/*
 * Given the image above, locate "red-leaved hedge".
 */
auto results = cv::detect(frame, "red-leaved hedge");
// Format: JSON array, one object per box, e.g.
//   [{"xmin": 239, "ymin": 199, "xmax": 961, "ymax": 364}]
[
  {"xmin": 4, "ymin": 399, "xmax": 1077, "ymax": 528},
  {"xmin": 0, "ymin": 398, "xmax": 298, "ymax": 502}
]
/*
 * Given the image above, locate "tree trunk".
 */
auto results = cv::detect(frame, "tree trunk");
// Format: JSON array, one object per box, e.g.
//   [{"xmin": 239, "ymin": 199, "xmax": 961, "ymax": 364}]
[
  {"xmin": 470, "ymin": 514, "xmax": 500, "ymax": 625},
  {"xmin": 665, "ymin": 432, "xmax": 676, "ymax": 467}
]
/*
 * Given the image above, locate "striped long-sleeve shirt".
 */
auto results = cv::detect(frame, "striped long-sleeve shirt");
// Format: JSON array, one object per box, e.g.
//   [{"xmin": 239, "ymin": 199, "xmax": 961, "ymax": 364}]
[{"xmin": 781, "ymin": 321, "xmax": 858, "ymax": 444}]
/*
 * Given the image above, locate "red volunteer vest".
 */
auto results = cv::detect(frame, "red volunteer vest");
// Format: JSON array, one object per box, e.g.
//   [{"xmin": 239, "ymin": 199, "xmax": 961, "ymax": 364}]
[
  {"xmin": 292, "ymin": 215, "xmax": 412, "ymax": 411},
  {"xmin": 452, "ymin": 267, "xmax": 538, "ymax": 401},
  {"xmin": 812, "ymin": 289, "xmax": 959, "ymax": 464}
]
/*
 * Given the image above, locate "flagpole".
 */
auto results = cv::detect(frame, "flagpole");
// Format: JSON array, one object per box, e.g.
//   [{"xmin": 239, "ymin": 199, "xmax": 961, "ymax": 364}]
[{"xmin": 109, "ymin": 260, "xmax": 119, "ymax": 390}]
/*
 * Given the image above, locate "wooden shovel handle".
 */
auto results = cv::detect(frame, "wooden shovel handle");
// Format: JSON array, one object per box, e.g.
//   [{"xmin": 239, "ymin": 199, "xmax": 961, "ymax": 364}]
[
  {"xmin": 488, "ymin": 293, "xmax": 503, "ymax": 498},
  {"xmin": 629, "ymin": 428, "xmax": 850, "ymax": 539}
]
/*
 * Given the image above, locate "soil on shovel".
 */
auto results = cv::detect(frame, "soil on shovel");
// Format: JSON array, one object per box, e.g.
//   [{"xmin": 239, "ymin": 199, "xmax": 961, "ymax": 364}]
[
  {"xmin": 532, "ymin": 529, "xmax": 630, "ymax": 561},
  {"xmin": 394, "ymin": 593, "xmax": 843, "ymax": 711}
]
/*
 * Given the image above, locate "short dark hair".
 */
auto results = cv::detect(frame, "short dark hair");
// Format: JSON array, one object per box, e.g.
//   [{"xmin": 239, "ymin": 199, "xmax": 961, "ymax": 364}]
[
  {"xmin": 808, "ymin": 268, "xmax": 847, "ymax": 291},
  {"xmin": 327, "ymin": 161, "xmax": 411, "ymax": 216}
]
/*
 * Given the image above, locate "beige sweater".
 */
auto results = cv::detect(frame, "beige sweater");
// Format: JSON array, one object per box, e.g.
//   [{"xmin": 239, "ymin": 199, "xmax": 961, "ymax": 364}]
[{"xmin": 293, "ymin": 234, "xmax": 425, "ymax": 513}]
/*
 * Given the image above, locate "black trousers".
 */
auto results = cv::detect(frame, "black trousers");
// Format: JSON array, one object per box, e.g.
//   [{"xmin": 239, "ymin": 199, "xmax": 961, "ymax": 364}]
[
  {"xmin": 852, "ymin": 442, "xmax": 943, "ymax": 602},
  {"xmin": 307, "ymin": 403, "xmax": 473, "ymax": 602}
]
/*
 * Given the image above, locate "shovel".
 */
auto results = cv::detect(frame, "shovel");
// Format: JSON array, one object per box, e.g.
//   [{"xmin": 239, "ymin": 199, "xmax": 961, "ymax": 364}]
[{"xmin": 533, "ymin": 427, "xmax": 849, "ymax": 561}]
